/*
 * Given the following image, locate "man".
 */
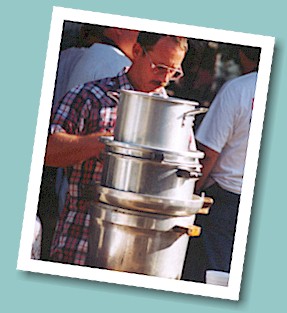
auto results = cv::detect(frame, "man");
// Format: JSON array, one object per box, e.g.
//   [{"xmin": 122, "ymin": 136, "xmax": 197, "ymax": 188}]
[
  {"xmin": 182, "ymin": 46, "xmax": 260, "ymax": 283},
  {"xmin": 44, "ymin": 32, "xmax": 188, "ymax": 265}
]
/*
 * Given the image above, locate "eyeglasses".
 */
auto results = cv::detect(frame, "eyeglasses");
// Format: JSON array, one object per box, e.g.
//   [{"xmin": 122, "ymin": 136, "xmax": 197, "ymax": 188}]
[{"xmin": 142, "ymin": 46, "xmax": 184, "ymax": 80}]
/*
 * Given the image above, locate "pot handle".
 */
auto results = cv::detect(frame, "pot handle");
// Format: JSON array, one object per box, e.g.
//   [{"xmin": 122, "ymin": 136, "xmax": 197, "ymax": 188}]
[
  {"xmin": 181, "ymin": 107, "xmax": 208, "ymax": 126},
  {"xmin": 197, "ymin": 196, "xmax": 214, "ymax": 214},
  {"xmin": 106, "ymin": 91, "xmax": 120, "ymax": 103},
  {"xmin": 176, "ymin": 167, "xmax": 202, "ymax": 179},
  {"xmin": 148, "ymin": 92, "xmax": 169, "ymax": 99},
  {"xmin": 173, "ymin": 225, "xmax": 201, "ymax": 237}
]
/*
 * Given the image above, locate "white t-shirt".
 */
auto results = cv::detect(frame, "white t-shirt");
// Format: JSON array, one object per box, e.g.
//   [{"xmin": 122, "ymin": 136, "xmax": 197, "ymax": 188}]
[
  {"xmin": 66, "ymin": 43, "xmax": 132, "ymax": 92},
  {"xmin": 53, "ymin": 47, "xmax": 86, "ymax": 109},
  {"xmin": 195, "ymin": 72, "xmax": 257, "ymax": 194}
]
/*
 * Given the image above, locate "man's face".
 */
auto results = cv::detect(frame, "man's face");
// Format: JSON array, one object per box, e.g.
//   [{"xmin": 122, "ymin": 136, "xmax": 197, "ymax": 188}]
[{"xmin": 129, "ymin": 37, "xmax": 186, "ymax": 93}]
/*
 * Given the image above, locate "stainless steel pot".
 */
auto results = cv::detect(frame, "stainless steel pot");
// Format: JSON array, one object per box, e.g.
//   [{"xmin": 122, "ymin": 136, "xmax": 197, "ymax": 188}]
[
  {"xmin": 111, "ymin": 90, "xmax": 207, "ymax": 153},
  {"xmin": 88, "ymin": 201, "xmax": 200, "ymax": 279},
  {"xmin": 101, "ymin": 152, "xmax": 201, "ymax": 201}
]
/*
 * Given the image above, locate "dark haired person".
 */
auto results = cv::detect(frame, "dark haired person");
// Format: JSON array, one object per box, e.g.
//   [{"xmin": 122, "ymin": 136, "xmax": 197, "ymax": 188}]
[{"xmin": 182, "ymin": 46, "xmax": 260, "ymax": 283}]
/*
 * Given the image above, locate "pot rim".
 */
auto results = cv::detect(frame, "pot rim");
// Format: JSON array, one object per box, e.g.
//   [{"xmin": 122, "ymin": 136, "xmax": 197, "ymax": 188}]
[
  {"xmin": 90, "ymin": 200, "xmax": 196, "ymax": 230},
  {"xmin": 95, "ymin": 185, "xmax": 204, "ymax": 217},
  {"xmin": 120, "ymin": 89, "xmax": 200, "ymax": 106},
  {"xmin": 100, "ymin": 136, "xmax": 204, "ymax": 163}
]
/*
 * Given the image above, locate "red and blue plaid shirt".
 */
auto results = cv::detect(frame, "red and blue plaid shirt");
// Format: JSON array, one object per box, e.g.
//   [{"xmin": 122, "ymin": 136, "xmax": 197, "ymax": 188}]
[{"xmin": 49, "ymin": 68, "xmax": 135, "ymax": 265}]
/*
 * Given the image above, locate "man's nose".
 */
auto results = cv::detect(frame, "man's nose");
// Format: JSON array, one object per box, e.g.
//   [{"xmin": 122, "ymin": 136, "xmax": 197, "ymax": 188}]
[{"xmin": 158, "ymin": 70, "xmax": 172, "ymax": 83}]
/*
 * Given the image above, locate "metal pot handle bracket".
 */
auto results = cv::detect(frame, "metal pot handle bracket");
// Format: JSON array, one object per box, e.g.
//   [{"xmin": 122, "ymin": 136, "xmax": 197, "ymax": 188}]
[
  {"xmin": 148, "ymin": 92, "xmax": 169, "ymax": 99},
  {"xmin": 172, "ymin": 196, "xmax": 213, "ymax": 236},
  {"xmin": 176, "ymin": 167, "xmax": 202, "ymax": 179},
  {"xmin": 181, "ymin": 107, "xmax": 209, "ymax": 127},
  {"xmin": 172, "ymin": 225, "xmax": 201, "ymax": 237},
  {"xmin": 197, "ymin": 195, "xmax": 214, "ymax": 215},
  {"xmin": 106, "ymin": 91, "xmax": 120, "ymax": 103}
]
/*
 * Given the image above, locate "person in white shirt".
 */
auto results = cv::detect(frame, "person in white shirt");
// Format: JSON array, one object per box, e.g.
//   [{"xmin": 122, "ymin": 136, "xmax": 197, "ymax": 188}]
[
  {"xmin": 182, "ymin": 46, "xmax": 260, "ymax": 283},
  {"xmin": 54, "ymin": 26, "xmax": 139, "ymax": 209},
  {"xmin": 66, "ymin": 27, "xmax": 139, "ymax": 91}
]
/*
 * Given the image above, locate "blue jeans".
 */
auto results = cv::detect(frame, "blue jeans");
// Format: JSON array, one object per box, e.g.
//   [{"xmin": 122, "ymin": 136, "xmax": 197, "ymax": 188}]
[{"xmin": 181, "ymin": 183, "xmax": 240, "ymax": 282}]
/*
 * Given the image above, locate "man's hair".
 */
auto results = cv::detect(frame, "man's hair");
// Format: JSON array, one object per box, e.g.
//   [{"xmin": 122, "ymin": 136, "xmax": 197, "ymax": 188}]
[
  {"xmin": 79, "ymin": 23, "xmax": 108, "ymax": 47},
  {"xmin": 137, "ymin": 31, "xmax": 188, "ymax": 52},
  {"xmin": 240, "ymin": 46, "xmax": 261, "ymax": 62}
]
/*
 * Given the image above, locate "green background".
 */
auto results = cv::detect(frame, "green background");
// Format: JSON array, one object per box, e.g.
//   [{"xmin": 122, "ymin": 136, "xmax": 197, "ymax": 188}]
[{"xmin": 1, "ymin": 0, "xmax": 286, "ymax": 311}]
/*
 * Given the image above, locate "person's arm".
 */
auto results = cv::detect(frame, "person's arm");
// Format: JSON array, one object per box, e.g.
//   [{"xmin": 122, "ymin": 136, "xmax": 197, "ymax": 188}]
[
  {"xmin": 195, "ymin": 141, "xmax": 220, "ymax": 193},
  {"xmin": 44, "ymin": 131, "xmax": 110, "ymax": 167}
]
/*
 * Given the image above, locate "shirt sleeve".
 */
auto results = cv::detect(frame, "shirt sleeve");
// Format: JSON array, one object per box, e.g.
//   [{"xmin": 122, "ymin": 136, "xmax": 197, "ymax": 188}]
[
  {"xmin": 195, "ymin": 81, "xmax": 238, "ymax": 153},
  {"xmin": 50, "ymin": 85, "xmax": 95, "ymax": 135}
]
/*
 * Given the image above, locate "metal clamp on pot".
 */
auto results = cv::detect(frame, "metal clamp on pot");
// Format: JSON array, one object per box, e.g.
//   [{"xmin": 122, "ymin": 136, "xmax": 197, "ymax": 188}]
[
  {"xmin": 172, "ymin": 225, "xmax": 201, "ymax": 237},
  {"xmin": 196, "ymin": 195, "xmax": 214, "ymax": 215},
  {"xmin": 176, "ymin": 167, "xmax": 202, "ymax": 179}
]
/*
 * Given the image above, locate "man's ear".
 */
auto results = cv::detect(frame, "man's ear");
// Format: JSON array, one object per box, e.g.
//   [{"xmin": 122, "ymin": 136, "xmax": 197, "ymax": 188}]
[{"xmin": 132, "ymin": 42, "xmax": 143, "ymax": 60}]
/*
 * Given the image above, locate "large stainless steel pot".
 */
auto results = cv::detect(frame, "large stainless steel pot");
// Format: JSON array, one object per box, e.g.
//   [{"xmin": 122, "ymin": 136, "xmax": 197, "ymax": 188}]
[
  {"xmin": 101, "ymin": 151, "xmax": 201, "ymax": 201},
  {"xmin": 88, "ymin": 201, "xmax": 200, "ymax": 279},
  {"xmin": 111, "ymin": 90, "xmax": 207, "ymax": 153}
]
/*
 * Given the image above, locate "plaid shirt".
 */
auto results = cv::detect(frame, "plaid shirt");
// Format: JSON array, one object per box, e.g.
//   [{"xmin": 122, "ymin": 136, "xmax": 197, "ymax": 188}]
[{"xmin": 49, "ymin": 68, "xmax": 135, "ymax": 265}]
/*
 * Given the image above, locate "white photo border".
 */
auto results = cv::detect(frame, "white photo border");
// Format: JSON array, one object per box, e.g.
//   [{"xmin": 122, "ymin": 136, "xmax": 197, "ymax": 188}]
[{"xmin": 17, "ymin": 6, "xmax": 275, "ymax": 301}]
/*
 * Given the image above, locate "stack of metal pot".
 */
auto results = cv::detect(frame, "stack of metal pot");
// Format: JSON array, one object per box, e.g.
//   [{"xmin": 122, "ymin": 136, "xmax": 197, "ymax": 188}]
[{"xmin": 88, "ymin": 90, "xmax": 212, "ymax": 279}]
